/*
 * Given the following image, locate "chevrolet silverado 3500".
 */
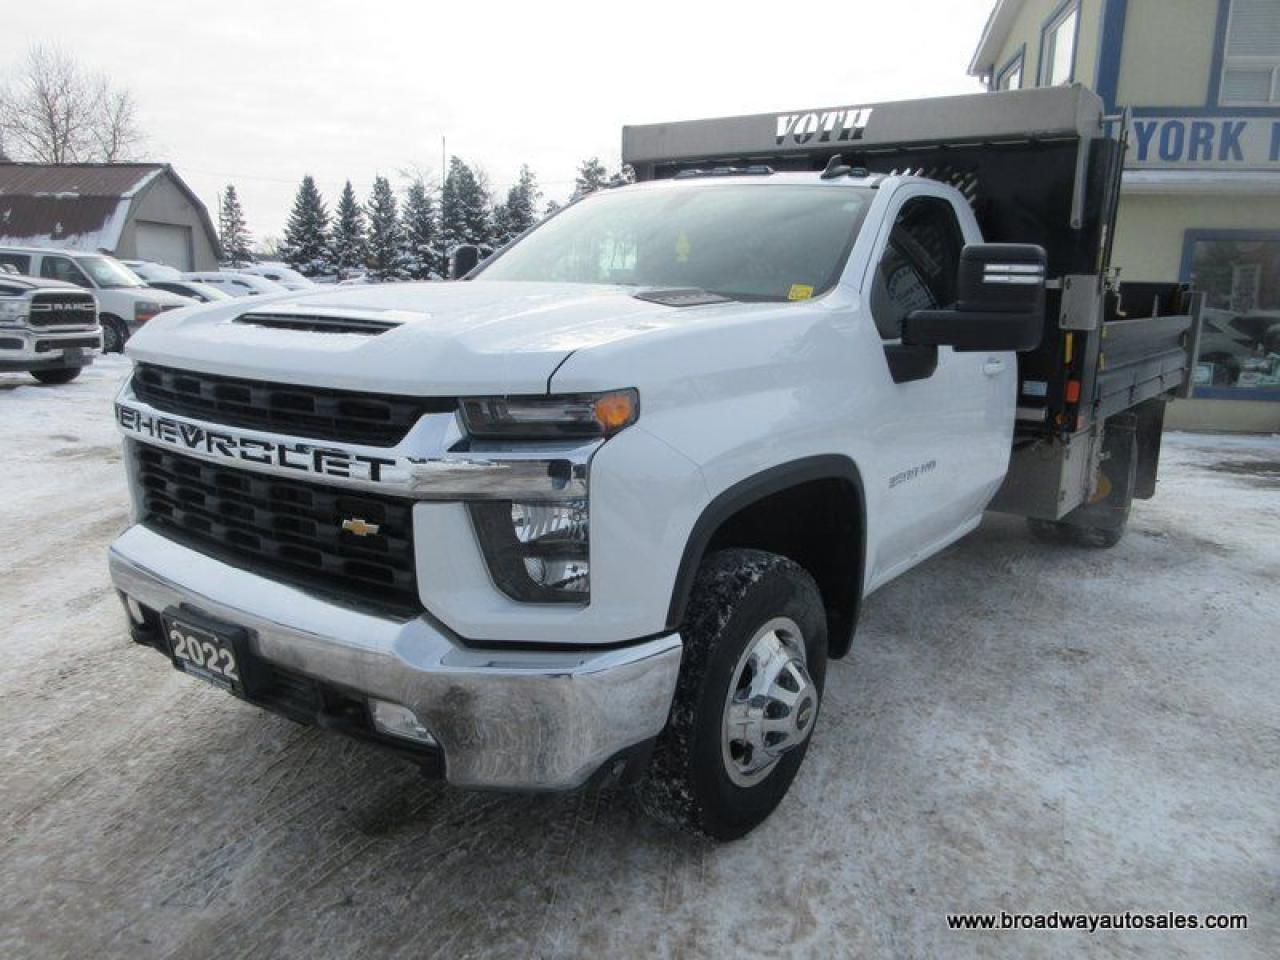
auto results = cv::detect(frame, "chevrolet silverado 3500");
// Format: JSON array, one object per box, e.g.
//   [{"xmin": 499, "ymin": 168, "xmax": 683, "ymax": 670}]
[{"xmin": 109, "ymin": 86, "xmax": 1202, "ymax": 839}]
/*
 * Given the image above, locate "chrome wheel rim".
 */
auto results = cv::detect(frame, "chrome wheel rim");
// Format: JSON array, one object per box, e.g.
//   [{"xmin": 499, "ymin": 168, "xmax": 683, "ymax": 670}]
[{"xmin": 721, "ymin": 616, "xmax": 817, "ymax": 788}]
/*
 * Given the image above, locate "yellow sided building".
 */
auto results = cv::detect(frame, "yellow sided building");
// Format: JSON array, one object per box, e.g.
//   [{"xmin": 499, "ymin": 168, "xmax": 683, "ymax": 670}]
[{"xmin": 971, "ymin": 0, "xmax": 1280, "ymax": 429}]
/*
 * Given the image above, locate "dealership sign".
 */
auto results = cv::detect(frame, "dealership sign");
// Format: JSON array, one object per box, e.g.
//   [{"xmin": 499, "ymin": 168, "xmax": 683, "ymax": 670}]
[{"xmin": 1127, "ymin": 116, "xmax": 1280, "ymax": 169}]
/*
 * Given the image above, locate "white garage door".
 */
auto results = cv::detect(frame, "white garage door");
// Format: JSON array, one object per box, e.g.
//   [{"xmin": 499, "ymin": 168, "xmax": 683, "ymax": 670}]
[{"xmin": 135, "ymin": 221, "xmax": 193, "ymax": 270}]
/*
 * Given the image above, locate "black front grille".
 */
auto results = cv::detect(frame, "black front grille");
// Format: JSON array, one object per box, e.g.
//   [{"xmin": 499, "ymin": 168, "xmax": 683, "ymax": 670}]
[
  {"xmin": 29, "ymin": 291, "xmax": 97, "ymax": 327},
  {"xmin": 132, "ymin": 363, "xmax": 453, "ymax": 447},
  {"xmin": 136, "ymin": 445, "xmax": 419, "ymax": 610}
]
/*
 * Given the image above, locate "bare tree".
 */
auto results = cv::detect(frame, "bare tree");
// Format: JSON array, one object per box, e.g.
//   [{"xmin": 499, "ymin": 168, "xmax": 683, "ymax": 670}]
[
  {"xmin": 95, "ymin": 87, "xmax": 141, "ymax": 162},
  {"xmin": 0, "ymin": 45, "xmax": 144, "ymax": 164}
]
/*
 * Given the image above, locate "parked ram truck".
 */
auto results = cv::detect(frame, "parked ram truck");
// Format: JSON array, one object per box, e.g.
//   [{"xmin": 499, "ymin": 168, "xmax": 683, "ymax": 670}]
[
  {"xmin": 0, "ymin": 274, "xmax": 100, "ymax": 383},
  {"xmin": 108, "ymin": 86, "xmax": 1202, "ymax": 840}
]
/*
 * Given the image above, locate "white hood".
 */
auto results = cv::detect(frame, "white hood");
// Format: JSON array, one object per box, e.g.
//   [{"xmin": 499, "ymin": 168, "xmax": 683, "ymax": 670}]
[{"xmin": 124, "ymin": 281, "xmax": 730, "ymax": 396}]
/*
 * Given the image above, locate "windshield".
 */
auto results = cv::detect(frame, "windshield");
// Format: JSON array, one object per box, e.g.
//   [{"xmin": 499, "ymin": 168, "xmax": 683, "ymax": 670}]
[
  {"xmin": 75, "ymin": 255, "xmax": 146, "ymax": 288},
  {"xmin": 476, "ymin": 183, "xmax": 871, "ymax": 302}
]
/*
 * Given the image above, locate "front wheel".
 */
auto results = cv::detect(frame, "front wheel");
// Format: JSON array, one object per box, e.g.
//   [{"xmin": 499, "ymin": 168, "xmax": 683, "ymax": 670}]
[
  {"xmin": 32, "ymin": 366, "xmax": 83, "ymax": 385},
  {"xmin": 101, "ymin": 316, "xmax": 127, "ymax": 354},
  {"xmin": 637, "ymin": 549, "xmax": 827, "ymax": 841}
]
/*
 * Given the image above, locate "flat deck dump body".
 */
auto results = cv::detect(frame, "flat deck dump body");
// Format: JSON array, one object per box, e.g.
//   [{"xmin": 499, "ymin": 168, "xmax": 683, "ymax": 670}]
[{"xmin": 624, "ymin": 85, "xmax": 1203, "ymax": 519}]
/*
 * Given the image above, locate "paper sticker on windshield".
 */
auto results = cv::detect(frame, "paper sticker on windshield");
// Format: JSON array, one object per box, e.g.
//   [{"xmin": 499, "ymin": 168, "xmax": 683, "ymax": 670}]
[
  {"xmin": 788, "ymin": 284, "xmax": 814, "ymax": 301},
  {"xmin": 675, "ymin": 232, "xmax": 691, "ymax": 262}
]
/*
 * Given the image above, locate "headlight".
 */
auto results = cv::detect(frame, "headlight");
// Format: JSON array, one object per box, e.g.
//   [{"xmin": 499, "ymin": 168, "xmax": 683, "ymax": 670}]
[
  {"xmin": 0, "ymin": 301, "xmax": 26, "ymax": 322},
  {"xmin": 134, "ymin": 300, "xmax": 163, "ymax": 323},
  {"xmin": 469, "ymin": 499, "xmax": 590, "ymax": 603},
  {"xmin": 460, "ymin": 389, "xmax": 638, "ymax": 440}
]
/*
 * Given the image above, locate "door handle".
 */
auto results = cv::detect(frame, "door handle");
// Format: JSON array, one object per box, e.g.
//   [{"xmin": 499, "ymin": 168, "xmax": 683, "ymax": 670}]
[{"xmin": 982, "ymin": 359, "xmax": 1005, "ymax": 376}]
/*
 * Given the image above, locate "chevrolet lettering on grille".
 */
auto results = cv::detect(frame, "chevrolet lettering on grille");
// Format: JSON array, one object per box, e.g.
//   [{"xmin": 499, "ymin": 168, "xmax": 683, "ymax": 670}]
[{"xmin": 115, "ymin": 403, "xmax": 396, "ymax": 483}]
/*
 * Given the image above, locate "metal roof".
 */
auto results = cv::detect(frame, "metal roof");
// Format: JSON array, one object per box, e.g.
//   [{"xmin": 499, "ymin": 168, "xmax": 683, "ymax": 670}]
[
  {"xmin": 0, "ymin": 162, "xmax": 217, "ymax": 256},
  {"xmin": 0, "ymin": 162, "xmax": 165, "ymax": 197}
]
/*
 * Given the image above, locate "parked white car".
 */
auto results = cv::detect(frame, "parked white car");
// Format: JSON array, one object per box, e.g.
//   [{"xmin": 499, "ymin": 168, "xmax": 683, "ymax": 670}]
[
  {"xmin": 231, "ymin": 262, "xmax": 315, "ymax": 290},
  {"xmin": 145, "ymin": 280, "xmax": 234, "ymax": 304},
  {"xmin": 123, "ymin": 260, "xmax": 183, "ymax": 284},
  {"xmin": 182, "ymin": 272, "xmax": 289, "ymax": 298},
  {"xmin": 0, "ymin": 246, "xmax": 194, "ymax": 353}
]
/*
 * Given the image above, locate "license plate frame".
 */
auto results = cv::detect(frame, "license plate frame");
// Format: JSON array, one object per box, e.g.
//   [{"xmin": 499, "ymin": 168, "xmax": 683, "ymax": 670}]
[{"xmin": 161, "ymin": 607, "xmax": 258, "ymax": 696}]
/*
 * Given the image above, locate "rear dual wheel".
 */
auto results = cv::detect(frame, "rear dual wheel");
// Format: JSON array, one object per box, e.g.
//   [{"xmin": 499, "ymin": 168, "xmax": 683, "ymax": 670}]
[
  {"xmin": 638, "ymin": 549, "xmax": 827, "ymax": 841},
  {"xmin": 1027, "ymin": 427, "xmax": 1137, "ymax": 549}
]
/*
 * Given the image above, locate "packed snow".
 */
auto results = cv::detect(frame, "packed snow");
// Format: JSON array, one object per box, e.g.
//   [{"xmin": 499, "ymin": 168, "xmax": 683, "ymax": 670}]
[{"xmin": 1, "ymin": 355, "xmax": 1277, "ymax": 958}]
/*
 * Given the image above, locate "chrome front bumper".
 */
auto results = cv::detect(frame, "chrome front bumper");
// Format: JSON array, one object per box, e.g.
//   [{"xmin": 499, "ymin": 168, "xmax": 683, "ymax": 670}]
[
  {"xmin": 0, "ymin": 326, "xmax": 101, "ymax": 368},
  {"xmin": 109, "ymin": 525, "xmax": 682, "ymax": 790}
]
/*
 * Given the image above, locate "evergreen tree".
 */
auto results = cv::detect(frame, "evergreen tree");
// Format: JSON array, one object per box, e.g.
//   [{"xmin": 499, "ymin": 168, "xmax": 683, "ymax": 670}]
[
  {"xmin": 490, "ymin": 200, "xmax": 515, "ymax": 250},
  {"xmin": 401, "ymin": 177, "xmax": 443, "ymax": 279},
  {"xmin": 365, "ymin": 175, "xmax": 409, "ymax": 282},
  {"xmin": 505, "ymin": 164, "xmax": 542, "ymax": 243},
  {"xmin": 608, "ymin": 164, "xmax": 636, "ymax": 188},
  {"xmin": 331, "ymin": 180, "xmax": 367, "ymax": 278},
  {"xmin": 279, "ymin": 175, "xmax": 332, "ymax": 277},
  {"xmin": 572, "ymin": 157, "xmax": 610, "ymax": 200},
  {"xmin": 440, "ymin": 156, "xmax": 492, "ymax": 258},
  {"xmin": 217, "ymin": 184, "xmax": 253, "ymax": 267}
]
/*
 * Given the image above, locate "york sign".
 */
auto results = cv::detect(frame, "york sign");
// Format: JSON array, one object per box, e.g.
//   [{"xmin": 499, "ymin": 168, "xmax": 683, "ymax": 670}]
[{"xmin": 1128, "ymin": 116, "xmax": 1280, "ymax": 168}]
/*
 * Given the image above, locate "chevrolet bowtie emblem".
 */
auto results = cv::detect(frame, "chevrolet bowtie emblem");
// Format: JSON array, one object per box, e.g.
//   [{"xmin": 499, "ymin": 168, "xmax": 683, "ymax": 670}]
[{"xmin": 341, "ymin": 518, "xmax": 381, "ymax": 537}]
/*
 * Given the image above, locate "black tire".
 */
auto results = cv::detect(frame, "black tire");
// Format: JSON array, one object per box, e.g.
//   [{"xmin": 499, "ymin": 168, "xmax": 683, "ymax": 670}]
[
  {"xmin": 1026, "ymin": 518, "xmax": 1070, "ymax": 544},
  {"xmin": 1065, "ymin": 520, "xmax": 1126, "ymax": 549},
  {"xmin": 637, "ymin": 549, "xmax": 827, "ymax": 841},
  {"xmin": 31, "ymin": 366, "xmax": 83, "ymax": 385},
  {"xmin": 101, "ymin": 316, "xmax": 127, "ymax": 354}
]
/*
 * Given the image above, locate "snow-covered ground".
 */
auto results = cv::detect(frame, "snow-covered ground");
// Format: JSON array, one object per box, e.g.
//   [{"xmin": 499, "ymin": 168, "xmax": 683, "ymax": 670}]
[{"xmin": 1, "ymin": 356, "xmax": 1277, "ymax": 959}]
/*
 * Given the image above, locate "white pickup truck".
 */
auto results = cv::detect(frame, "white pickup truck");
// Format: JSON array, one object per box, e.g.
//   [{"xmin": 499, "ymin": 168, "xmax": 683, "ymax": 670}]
[
  {"xmin": 108, "ymin": 86, "xmax": 1201, "ymax": 839},
  {"xmin": 0, "ymin": 273, "xmax": 100, "ymax": 383}
]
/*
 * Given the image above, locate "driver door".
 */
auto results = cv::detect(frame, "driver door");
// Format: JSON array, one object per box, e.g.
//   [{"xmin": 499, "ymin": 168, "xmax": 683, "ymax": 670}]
[{"xmin": 865, "ymin": 190, "xmax": 1006, "ymax": 581}]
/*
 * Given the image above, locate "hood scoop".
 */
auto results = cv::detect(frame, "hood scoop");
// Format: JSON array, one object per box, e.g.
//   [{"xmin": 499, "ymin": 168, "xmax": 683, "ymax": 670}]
[{"xmin": 233, "ymin": 312, "xmax": 400, "ymax": 335}]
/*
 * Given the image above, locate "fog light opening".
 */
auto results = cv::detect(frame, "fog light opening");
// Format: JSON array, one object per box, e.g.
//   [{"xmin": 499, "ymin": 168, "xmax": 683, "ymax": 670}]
[
  {"xmin": 125, "ymin": 594, "xmax": 146, "ymax": 625},
  {"xmin": 369, "ymin": 699, "xmax": 438, "ymax": 746}
]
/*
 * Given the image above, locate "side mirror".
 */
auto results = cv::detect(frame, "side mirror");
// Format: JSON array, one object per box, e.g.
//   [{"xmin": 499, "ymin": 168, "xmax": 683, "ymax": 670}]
[
  {"xmin": 901, "ymin": 243, "xmax": 1046, "ymax": 352},
  {"xmin": 451, "ymin": 244, "xmax": 481, "ymax": 279}
]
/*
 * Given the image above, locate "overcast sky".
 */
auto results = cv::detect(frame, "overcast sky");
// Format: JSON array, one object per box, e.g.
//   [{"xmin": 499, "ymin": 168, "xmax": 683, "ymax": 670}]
[{"xmin": 2, "ymin": 0, "xmax": 994, "ymax": 243}]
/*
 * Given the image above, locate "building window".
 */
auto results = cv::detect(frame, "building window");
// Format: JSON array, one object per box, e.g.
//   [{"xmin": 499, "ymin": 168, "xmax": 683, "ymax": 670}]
[
  {"xmin": 1219, "ymin": 0, "xmax": 1280, "ymax": 104},
  {"xmin": 996, "ymin": 48, "xmax": 1024, "ymax": 90},
  {"xmin": 1039, "ymin": 2, "xmax": 1079, "ymax": 86},
  {"xmin": 1183, "ymin": 231, "xmax": 1280, "ymax": 393}
]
